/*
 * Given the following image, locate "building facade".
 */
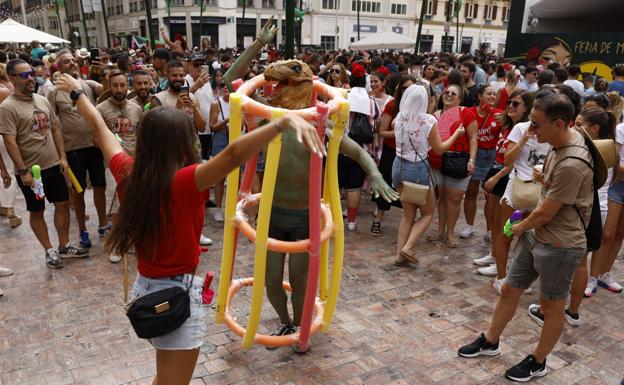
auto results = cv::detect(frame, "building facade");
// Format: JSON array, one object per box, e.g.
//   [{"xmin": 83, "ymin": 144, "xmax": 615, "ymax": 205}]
[{"xmin": 10, "ymin": 0, "xmax": 511, "ymax": 55}]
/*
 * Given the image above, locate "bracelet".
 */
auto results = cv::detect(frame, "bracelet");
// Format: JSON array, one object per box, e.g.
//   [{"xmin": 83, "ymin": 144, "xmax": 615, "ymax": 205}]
[
  {"xmin": 274, "ymin": 118, "xmax": 285, "ymax": 133},
  {"xmin": 469, "ymin": 158, "xmax": 476, "ymax": 163}
]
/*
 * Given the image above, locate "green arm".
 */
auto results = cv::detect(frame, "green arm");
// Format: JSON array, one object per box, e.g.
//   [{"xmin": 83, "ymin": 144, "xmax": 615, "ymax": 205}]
[
  {"xmin": 338, "ymin": 135, "xmax": 399, "ymax": 203},
  {"xmin": 223, "ymin": 16, "xmax": 278, "ymax": 91}
]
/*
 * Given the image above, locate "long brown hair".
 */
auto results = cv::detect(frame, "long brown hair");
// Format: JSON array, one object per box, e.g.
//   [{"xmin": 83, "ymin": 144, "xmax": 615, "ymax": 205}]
[
  {"xmin": 500, "ymin": 90, "xmax": 534, "ymax": 129},
  {"xmin": 106, "ymin": 107, "xmax": 198, "ymax": 257}
]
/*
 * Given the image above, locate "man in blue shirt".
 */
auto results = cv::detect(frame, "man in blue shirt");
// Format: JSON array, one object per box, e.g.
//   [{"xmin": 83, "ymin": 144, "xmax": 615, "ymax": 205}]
[{"xmin": 608, "ymin": 65, "xmax": 624, "ymax": 96}]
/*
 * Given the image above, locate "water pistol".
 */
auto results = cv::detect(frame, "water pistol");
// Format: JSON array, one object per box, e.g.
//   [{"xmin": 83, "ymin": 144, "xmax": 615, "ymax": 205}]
[
  {"xmin": 503, "ymin": 210, "xmax": 523, "ymax": 237},
  {"xmin": 31, "ymin": 165, "xmax": 45, "ymax": 200}
]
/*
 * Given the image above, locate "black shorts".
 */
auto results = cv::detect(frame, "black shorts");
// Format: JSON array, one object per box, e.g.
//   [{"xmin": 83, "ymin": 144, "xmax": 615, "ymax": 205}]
[
  {"xmin": 66, "ymin": 147, "xmax": 106, "ymax": 190},
  {"xmin": 17, "ymin": 165, "xmax": 69, "ymax": 212},
  {"xmin": 338, "ymin": 153, "xmax": 366, "ymax": 191}
]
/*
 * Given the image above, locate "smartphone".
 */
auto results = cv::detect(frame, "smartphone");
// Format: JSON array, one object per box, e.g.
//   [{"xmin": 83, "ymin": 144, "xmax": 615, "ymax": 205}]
[
  {"xmin": 180, "ymin": 82, "xmax": 189, "ymax": 95},
  {"xmin": 200, "ymin": 64, "xmax": 209, "ymax": 75}
]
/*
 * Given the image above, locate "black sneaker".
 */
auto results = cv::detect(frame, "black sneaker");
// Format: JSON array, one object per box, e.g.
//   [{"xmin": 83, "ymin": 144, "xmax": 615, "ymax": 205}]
[
  {"xmin": 58, "ymin": 242, "xmax": 89, "ymax": 258},
  {"xmin": 565, "ymin": 309, "xmax": 581, "ymax": 327},
  {"xmin": 505, "ymin": 354, "xmax": 548, "ymax": 382},
  {"xmin": 45, "ymin": 249, "xmax": 64, "ymax": 269},
  {"xmin": 265, "ymin": 324, "xmax": 296, "ymax": 350},
  {"xmin": 528, "ymin": 304, "xmax": 544, "ymax": 326},
  {"xmin": 458, "ymin": 333, "xmax": 501, "ymax": 358}
]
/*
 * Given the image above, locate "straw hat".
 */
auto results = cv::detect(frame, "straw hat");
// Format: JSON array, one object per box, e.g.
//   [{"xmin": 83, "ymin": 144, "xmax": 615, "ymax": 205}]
[
  {"xmin": 76, "ymin": 48, "xmax": 90, "ymax": 59},
  {"xmin": 580, "ymin": 127, "xmax": 616, "ymax": 188}
]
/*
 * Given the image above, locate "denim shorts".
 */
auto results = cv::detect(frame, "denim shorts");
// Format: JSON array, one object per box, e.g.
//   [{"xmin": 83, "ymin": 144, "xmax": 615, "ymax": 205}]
[
  {"xmin": 391, "ymin": 157, "xmax": 430, "ymax": 189},
  {"xmin": 506, "ymin": 231, "xmax": 584, "ymax": 301},
  {"xmin": 471, "ymin": 148, "xmax": 496, "ymax": 181},
  {"xmin": 211, "ymin": 131, "xmax": 229, "ymax": 157},
  {"xmin": 131, "ymin": 273, "xmax": 207, "ymax": 350},
  {"xmin": 431, "ymin": 168, "xmax": 471, "ymax": 192},
  {"xmin": 608, "ymin": 179, "xmax": 624, "ymax": 205}
]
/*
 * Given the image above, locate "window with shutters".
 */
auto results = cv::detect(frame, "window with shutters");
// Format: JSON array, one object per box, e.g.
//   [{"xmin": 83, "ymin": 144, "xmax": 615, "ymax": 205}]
[
  {"xmin": 503, "ymin": 6, "xmax": 509, "ymax": 22},
  {"xmin": 464, "ymin": 2, "xmax": 478, "ymax": 19},
  {"xmin": 425, "ymin": 0, "xmax": 437, "ymax": 16},
  {"xmin": 484, "ymin": 4, "xmax": 497, "ymax": 20},
  {"xmin": 444, "ymin": 1, "xmax": 456, "ymax": 16},
  {"xmin": 391, "ymin": 3, "xmax": 407, "ymax": 15}
]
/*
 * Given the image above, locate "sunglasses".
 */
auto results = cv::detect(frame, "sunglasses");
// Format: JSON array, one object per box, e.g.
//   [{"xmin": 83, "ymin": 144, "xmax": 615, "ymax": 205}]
[
  {"xmin": 444, "ymin": 90, "xmax": 458, "ymax": 97},
  {"xmin": 330, "ymin": 69, "xmax": 341, "ymax": 74},
  {"xmin": 508, "ymin": 100, "xmax": 521, "ymax": 108},
  {"xmin": 11, "ymin": 70, "xmax": 35, "ymax": 79}
]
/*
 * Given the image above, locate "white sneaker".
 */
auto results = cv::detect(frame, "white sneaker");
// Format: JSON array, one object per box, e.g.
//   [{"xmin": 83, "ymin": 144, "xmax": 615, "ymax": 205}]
[
  {"xmin": 199, "ymin": 234, "xmax": 213, "ymax": 246},
  {"xmin": 492, "ymin": 277, "xmax": 505, "ymax": 295},
  {"xmin": 0, "ymin": 267, "xmax": 14, "ymax": 277},
  {"xmin": 564, "ymin": 308, "xmax": 581, "ymax": 327},
  {"xmin": 584, "ymin": 276, "xmax": 598, "ymax": 297},
  {"xmin": 459, "ymin": 225, "xmax": 473, "ymax": 239},
  {"xmin": 109, "ymin": 254, "xmax": 122, "ymax": 263},
  {"xmin": 477, "ymin": 264, "xmax": 498, "ymax": 277},
  {"xmin": 214, "ymin": 208, "xmax": 225, "ymax": 223},
  {"xmin": 473, "ymin": 254, "xmax": 495, "ymax": 266},
  {"xmin": 346, "ymin": 222, "xmax": 356, "ymax": 231},
  {"xmin": 483, "ymin": 232, "xmax": 491, "ymax": 243},
  {"xmin": 597, "ymin": 272, "xmax": 623, "ymax": 293}
]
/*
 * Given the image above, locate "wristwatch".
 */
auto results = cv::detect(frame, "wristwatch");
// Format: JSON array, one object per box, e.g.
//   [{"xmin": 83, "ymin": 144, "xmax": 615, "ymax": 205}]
[
  {"xmin": 70, "ymin": 89, "xmax": 84, "ymax": 102},
  {"xmin": 16, "ymin": 168, "xmax": 29, "ymax": 176}
]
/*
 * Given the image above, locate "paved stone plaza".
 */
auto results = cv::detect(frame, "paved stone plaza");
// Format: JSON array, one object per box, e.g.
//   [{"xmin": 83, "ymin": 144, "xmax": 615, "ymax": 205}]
[{"xmin": 1, "ymin": 189, "xmax": 623, "ymax": 385}]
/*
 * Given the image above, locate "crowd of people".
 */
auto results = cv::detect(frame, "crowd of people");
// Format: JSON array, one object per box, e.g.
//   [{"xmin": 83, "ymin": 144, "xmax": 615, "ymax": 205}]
[{"xmin": 1, "ymin": 28, "xmax": 623, "ymax": 383}]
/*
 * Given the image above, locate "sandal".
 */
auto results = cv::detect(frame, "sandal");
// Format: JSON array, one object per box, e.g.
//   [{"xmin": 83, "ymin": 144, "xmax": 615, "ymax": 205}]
[
  {"xmin": 445, "ymin": 237, "xmax": 459, "ymax": 248},
  {"xmin": 399, "ymin": 250, "xmax": 419, "ymax": 264},
  {"xmin": 427, "ymin": 233, "xmax": 442, "ymax": 242},
  {"xmin": 370, "ymin": 221, "xmax": 381, "ymax": 236},
  {"xmin": 393, "ymin": 256, "xmax": 409, "ymax": 266}
]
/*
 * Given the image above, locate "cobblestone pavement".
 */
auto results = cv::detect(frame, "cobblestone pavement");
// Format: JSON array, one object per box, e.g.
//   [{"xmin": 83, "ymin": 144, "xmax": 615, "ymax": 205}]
[{"xmin": 1, "ymin": 187, "xmax": 623, "ymax": 385}]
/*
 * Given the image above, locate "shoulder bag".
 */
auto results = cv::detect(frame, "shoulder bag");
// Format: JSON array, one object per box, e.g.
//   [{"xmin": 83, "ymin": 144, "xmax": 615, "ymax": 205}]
[
  {"xmin": 397, "ymin": 133, "xmax": 435, "ymax": 205},
  {"xmin": 123, "ymin": 256, "xmax": 195, "ymax": 339}
]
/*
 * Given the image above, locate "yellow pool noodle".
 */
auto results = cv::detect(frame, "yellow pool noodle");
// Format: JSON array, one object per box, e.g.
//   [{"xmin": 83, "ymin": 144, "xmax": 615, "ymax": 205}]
[
  {"xmin": 322, "ymin": 101, "xmax": 348, "ymax": 332},
  {"xmin": 215, "ymin": 93, "xmax": 242, "ymax": 324},
  {"xmin": 241, "ymin": 109, "xmax": 284, "ymax": 348}
]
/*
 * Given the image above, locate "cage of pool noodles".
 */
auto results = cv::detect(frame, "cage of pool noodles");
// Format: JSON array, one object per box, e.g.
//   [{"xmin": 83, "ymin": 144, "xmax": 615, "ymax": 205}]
[{"xmin": 214, "ymin": 75, "xmax": 350, "ymax": 352}]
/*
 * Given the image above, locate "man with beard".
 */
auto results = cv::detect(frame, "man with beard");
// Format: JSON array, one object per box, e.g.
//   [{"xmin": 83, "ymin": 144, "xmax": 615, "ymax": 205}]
[
  {"xmin": 96, "ymin": 70, "xmax": 143, "ymax": 156},
  {"xmin": 151, "ymin": 60, "xmax": 205, "ymax": 133},
  {"xmin": 152, "ymin": 48, "xmax": 171, "ymax": 93},
  {"xmin": 129, "ymin": 70, "xmax": 152, "ymax": 110},
  {"xmin": 0, "ymin": 59, "xmax": 88, "ymax": 269},
  {"xmin": 184, "ymin": 52, "xmax": 212, "ymax": 161},
  {"xmin": 459, "ymin": 61, "xmax": 479, "ymax": 107},
  {"xmin": 47, "ymin": 49, "xmax": 110, "ymax": 250}
]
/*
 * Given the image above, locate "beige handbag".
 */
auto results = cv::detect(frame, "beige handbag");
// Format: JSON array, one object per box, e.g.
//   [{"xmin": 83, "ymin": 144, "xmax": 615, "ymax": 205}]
[
  {"xmin": 511, "ymin": 177, "xmax": 541, "ymax": 211},
  {"xmin": 397, "ymin": 136, "xmax": 433, "ymax": 205}
]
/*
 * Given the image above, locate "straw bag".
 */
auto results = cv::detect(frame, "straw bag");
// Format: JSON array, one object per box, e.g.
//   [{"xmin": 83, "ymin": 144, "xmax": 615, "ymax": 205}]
[
  {"xmin": 397, "ymin": 136, "xmax": 433, "ymax": 205},
  {"xmin": 511, "ymin": 177, "xmax": 541, "ymax": 210}
]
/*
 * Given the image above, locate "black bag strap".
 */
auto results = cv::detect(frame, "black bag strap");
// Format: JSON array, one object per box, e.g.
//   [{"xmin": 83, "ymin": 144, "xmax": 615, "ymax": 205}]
[
  {"xmin": 557, "ymin": 154, "xmax": 596, "ymax": 233},
  {"xmin": 408, "ymin": 135, "xmax": 437, "ymax": 187}
]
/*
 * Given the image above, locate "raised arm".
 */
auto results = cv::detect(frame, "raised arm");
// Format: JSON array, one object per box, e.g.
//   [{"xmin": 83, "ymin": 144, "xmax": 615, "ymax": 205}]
[
  {"xmin": 223, "ymin": 16, "xmax": 277, "ymax": 91},
  {"xmin": 195, "ymin": 113, "xmax": 325, "ymax": 191},
  {"xmin": 55, "ymin": 74, "xmax": 123, "ymax": 163},
  {"xmin": 428, "ymin": 123, "xmax": 465, "ymax": 155}
]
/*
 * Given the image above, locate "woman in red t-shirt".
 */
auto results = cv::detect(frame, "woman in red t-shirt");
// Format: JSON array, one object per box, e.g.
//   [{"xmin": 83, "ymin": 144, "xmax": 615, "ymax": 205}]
[
  {"xmin": 461, "ymin": 85, "xmax": 503, "ymax": 240},
  {"xmin": 427, "ymin": 84, "xmax": 478, "ymax": 248},
  {"xmin": 495, "ymin": 69, "xmax": 520, "ymax": 111},
  {"xmin": 474, "ymin": 90, "xmax": 534, "ymax": 284},
  {"xmin": 371, "ymin": 75, "xmax": 414, "ymax": 235},
  {"xmin": 54, "ymin": 74, "xmax": 325, "ymax": 385}
]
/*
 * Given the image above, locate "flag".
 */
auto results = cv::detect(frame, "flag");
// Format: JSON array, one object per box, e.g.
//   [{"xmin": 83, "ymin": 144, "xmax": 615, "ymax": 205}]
[
  {"xmin": 199, "ymin": 0, "xmax": 205, "ymax": 12},
  {"xmin": 56, "ymin": 0, "xmax": 65, "ymax": 8},
  {"xmin": 167, "ymin": 0, "xmax": 172, "ymax": 18},
  {"xmin": 454, "ymin": 0, "xmax": 462, "ymax": 18}
]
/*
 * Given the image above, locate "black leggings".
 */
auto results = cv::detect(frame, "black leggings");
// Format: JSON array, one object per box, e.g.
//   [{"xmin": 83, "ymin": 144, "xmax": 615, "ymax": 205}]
[{"xmin": 266, "ymin": 206, "xmax": 310, "ymax": 326}]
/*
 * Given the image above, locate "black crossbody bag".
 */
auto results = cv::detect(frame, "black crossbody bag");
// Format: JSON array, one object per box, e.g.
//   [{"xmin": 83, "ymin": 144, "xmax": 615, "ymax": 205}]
[{"xmin": 125, "ymin": 272, "xmax": 195, "ymax": 339}]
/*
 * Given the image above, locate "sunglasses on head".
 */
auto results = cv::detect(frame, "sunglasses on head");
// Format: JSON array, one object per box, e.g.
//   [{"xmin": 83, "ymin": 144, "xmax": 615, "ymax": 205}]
[
  {"xmin": 12, "ymin": 70, "xmax": 35, "ymax": 80},
  {"xmin": 508, "ymin": 100, "xmax": 521, "ymax": 108},
  {"xmin": 330, "ymin": 69, "xmax": 341, "ymax": 74}
]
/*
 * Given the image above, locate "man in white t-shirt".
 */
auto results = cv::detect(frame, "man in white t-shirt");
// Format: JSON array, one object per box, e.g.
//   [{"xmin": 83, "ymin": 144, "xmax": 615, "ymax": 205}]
[
  {"xmin": 184, "ymin": 52, "xmax": 213, "ymax": 160},
  {"xmin": 563, "ymin": 65, "xmax": 584, "ymax": 97}
]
